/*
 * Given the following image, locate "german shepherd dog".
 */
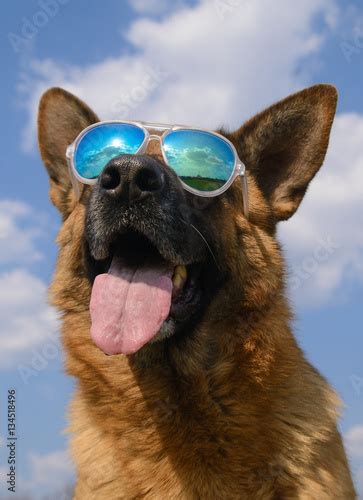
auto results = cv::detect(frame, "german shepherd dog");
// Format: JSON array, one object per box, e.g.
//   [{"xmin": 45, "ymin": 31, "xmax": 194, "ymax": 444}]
[{"xmin": 38, "ymin": 84, "xmax": 356, "ymax": 499}]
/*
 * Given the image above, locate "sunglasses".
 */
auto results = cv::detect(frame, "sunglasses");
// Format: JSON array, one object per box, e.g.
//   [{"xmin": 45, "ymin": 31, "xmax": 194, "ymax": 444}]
[{"xmin": 66, "ymin": 120, "xmax": 249, "ymax": 217}]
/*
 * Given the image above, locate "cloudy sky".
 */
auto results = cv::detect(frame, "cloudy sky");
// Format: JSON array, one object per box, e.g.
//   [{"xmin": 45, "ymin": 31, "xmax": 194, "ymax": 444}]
[{"xmin": 1, "ymin": 0, "xmax": 363, "ymax": 497}]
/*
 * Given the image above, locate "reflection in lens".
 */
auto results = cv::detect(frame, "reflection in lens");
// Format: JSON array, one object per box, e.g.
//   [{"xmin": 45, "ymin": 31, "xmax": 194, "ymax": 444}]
[
  {"xmin": 75, "ymin": 123, "xmax": 145, "ymax": 179},
  {"xmin": 163, "ymin": 130, "xmax": 235, "ymax": 192}
]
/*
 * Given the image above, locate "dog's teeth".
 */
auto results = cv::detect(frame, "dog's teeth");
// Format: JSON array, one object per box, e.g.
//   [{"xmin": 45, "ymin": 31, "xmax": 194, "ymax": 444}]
[
  {"xmin": 177, "ymin": 265, "xmax": 187, "ymax": 279},
  {"xmin": 173, "ymin": 274, "xmax": 184, "ymax": 289},
  {"xmin": 172, "ymin": 265, "xmax": 187, "ymax": 295},
  {"xmin": 173, "ymin": 265, "xmax": 187, "ymax": 281}
]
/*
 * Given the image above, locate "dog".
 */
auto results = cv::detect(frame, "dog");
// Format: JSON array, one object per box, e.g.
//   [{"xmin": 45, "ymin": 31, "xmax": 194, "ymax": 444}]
[{"xmin": 37, "ymin": 84, "xmax": 356, "ymax": 499}]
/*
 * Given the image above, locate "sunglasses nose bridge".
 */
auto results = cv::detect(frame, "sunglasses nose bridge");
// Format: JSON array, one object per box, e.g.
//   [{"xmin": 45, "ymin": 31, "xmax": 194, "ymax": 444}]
[
  {"xmin": 148, "ymin": 134, "xmax": 162, "ymax": 141},
  {"xmin": 144, "ymin": 134, "xmax": 164, "ymax": 158}
]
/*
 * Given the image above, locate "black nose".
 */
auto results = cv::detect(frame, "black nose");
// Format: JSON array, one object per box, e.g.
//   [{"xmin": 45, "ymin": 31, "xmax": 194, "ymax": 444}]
[{"xmin": 99, "ymin": 154, "xmax": 165, "ymax": 203}]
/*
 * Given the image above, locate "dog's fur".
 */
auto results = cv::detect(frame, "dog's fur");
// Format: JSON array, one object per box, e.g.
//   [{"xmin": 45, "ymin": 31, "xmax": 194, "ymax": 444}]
[{"xmin": 38, "ymin": 85, "xmax": 356, "ymax": 499}]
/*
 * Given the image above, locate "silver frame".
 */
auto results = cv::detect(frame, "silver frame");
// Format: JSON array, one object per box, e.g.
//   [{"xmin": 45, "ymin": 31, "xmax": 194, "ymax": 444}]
[{"xmin": 66, "ymin": 120, "xmax": 249, "ymax": 217}]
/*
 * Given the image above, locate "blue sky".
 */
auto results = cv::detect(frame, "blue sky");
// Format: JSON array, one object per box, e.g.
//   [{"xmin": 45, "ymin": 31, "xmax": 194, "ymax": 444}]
[{"xmin": 0, "ymin": 0, "xmax": 363, "ymax": 497}]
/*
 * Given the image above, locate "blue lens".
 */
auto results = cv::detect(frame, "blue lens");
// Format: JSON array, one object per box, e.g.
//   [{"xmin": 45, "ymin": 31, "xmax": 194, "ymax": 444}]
[
  {"xmin": 74, "ymin": 123, "xmax": 146, "ymax": 180},
  {"xmin": 163, "ymin": 130, "xmax": 235, "ymax": 192}
]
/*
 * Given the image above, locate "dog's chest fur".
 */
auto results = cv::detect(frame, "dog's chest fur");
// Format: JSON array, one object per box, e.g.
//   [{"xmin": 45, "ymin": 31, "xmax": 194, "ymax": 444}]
[{"xmin": 62, "ymin": 309, "xmax": 352, "ymax": 499}]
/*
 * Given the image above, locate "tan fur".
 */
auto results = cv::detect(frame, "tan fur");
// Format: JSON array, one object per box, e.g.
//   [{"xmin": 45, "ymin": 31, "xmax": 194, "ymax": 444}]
[{"xmin": 38, "ymin": 85, "xmax": 356, "ymax": 499}]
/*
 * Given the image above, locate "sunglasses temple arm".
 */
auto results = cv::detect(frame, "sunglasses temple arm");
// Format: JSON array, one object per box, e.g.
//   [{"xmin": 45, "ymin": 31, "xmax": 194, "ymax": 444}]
[
  {"xmin": 240, "ymin": 173, "xmax": 249, "ymax": 219},
  {"xmin": 66, "ymin": 151, "xmax": 81, "ymax": 201}
]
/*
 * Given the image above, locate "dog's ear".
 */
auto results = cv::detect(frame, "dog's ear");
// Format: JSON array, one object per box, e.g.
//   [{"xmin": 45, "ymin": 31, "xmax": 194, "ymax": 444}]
[
  {"xmin": 231, "ymin": 84, "xmax": 337, "ymax": 221},
  {"xmin": 38, "ymin": 87, "xmax": 99, "ymax": 214}
]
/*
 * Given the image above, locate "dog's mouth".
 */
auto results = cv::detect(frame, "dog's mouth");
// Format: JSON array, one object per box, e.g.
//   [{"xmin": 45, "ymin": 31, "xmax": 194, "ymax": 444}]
[{"xmin": 88, "ymin": 231, "xmax": 205, "ymax": 355}]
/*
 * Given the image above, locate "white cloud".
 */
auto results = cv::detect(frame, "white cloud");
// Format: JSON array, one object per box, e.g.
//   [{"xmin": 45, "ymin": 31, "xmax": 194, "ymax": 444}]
[
  {"xmin": 15, "ymin": 0, "xmax": 363, "ymax": 306},
  {"xmin": 0, "ymin": 466, "xmax": 6, "ymax": 484},
  {"xmin": 356, "ymin": 468, "xmax": 363, "ymax": 499},
  {"xmin": 346, "ymin": 425, "xmax": 363, "ymax": 459},
  {"xmin": 28, "ymin": 449, "xmax": 74, "ymax": 489},
  {"xmin": 0, "ymin": 269, "xmax": 59, "ymax": 370},
  {"xmin": 279, "ymin": 113, "xmax": 363, "ymax": 306},
  {"xmin": 1, "ymin": 446, "xmax": 73, "ymax": 497},
  {"xmin": 19, "ymin": 0, "xmax": 333, "ymax": 150},
  {"xmin": 0, "ymin": 198, "xmax": 59, "ymax": 369},
  {"xmin": 345, "ymin": 426, "xmax": 363, "ymax": 497},
  {"xmin": 17, "ymin": 449, "xmax": 75, "ymax": 496},
  {"xmin": 0, "ymin": 200, "xmax": 44, "ymax": 263},
  {"xmin": 129, "ymin": 0, "xmax": 186, "ymax": 15}
]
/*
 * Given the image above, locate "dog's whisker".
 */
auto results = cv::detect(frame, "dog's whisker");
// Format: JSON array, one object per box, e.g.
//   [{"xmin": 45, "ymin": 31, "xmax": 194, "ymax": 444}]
[
  {"xmin": 190, "ymin": 224, "xmax": 220, "ymax": 270},
  {"xmin": 179, "ymin": 218, "xmax": 220, "ymax": 269}
]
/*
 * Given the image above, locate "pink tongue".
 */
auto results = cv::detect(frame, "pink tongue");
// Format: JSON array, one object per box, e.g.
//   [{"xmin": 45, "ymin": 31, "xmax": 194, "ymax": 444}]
[{"xmin": 90, "ymin": 256, "xmax": 173, "ymax": 355}]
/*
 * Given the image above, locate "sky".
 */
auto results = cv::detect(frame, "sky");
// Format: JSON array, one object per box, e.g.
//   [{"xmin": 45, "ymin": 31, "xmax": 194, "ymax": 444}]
[{"xmin": 0, "ymin": 0, "xmax": 362, "ymax": 497}]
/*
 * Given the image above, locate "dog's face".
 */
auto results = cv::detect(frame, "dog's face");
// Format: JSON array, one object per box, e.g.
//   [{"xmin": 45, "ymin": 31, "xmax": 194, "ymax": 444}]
[{"xmin": 38, "ymin": 85, "xmax": 337, "ymax": 356}]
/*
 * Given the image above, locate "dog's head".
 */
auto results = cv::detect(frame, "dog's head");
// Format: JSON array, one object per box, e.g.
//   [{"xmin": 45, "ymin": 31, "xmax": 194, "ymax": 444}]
[{"xmin": 38, "ymin": 85, "xmax": 337, "ymax": 357}]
